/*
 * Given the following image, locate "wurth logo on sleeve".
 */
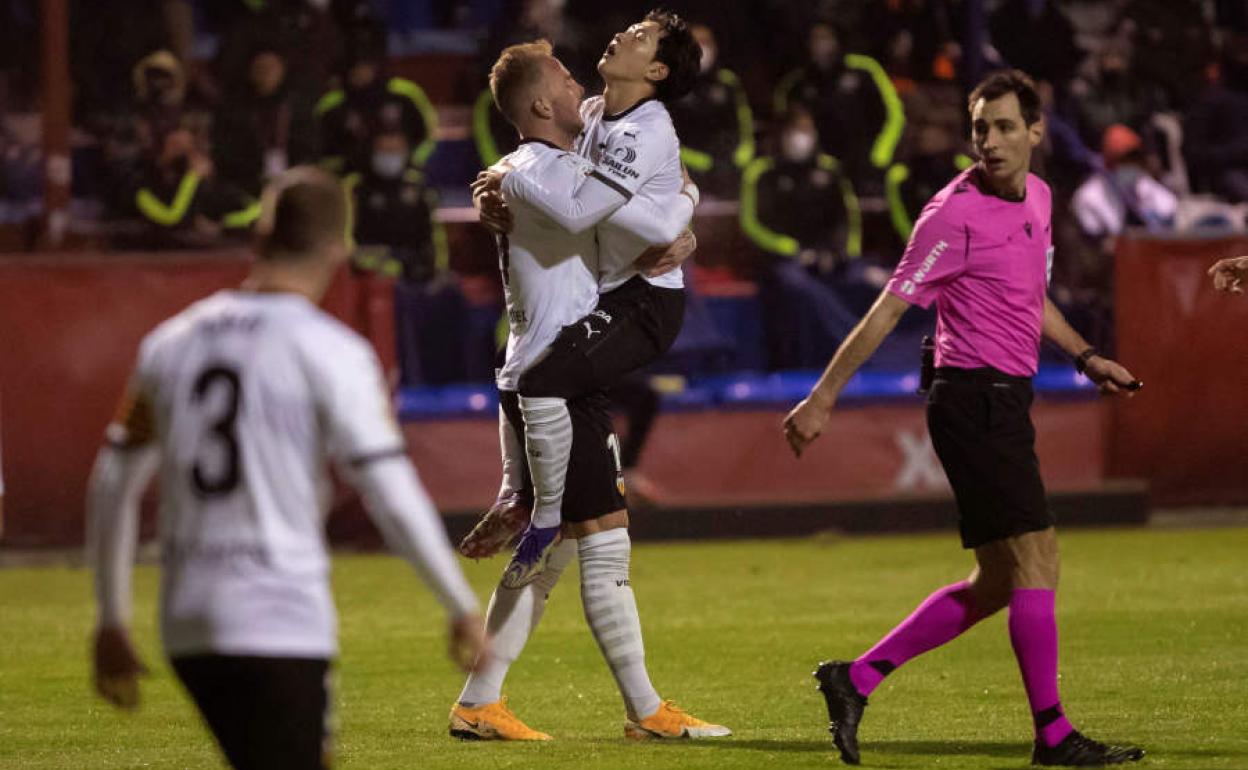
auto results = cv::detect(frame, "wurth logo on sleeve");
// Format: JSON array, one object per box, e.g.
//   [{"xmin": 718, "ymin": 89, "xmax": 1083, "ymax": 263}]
[{"xmin": 900, "ymin": 239, "xmax": 949, "ymax": 296}]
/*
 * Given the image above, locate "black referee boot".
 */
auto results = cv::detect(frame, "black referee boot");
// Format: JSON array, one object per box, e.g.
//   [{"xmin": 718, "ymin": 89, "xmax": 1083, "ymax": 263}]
[
  {"xmin": 1032, "ymin": 730, "xmax": 1145, "ymax": 766},
  {"xmin": 813, "ymin": 661, "xmax": 867, "ymax": 765}
]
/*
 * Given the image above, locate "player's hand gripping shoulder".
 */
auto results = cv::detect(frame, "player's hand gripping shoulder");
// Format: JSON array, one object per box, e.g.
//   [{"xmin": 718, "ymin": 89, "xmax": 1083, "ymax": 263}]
[
  {"xmin": 472, "ymin": 162, "xmax": 514, "ymax": 234},
  {"xmin": 449, "ymin": 613, "xmax": 490, "ymax": 673},
  {"xmin": 92, "ymin": 626, "xmax": 149, "ymax": 711},
  {"xmin": 1208, "ymin": 255, "xmax": 1248, "ymax": 293},
  {"xmin": 783, "ymin": 390, "xmax": 835, "ymax": 458},
  {"xmin": 634, "ymin": 228, "xmax": 697, "ymax": 277}
]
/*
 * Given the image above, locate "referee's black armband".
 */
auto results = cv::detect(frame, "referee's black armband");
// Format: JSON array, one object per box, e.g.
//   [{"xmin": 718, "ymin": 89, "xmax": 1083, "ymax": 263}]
[{"xmin": 1073, "ymin": 348, "xmax": 1097, "ymax": 374}]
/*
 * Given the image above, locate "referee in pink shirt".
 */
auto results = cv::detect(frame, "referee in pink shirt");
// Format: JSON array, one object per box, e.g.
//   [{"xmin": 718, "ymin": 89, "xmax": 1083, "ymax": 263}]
[{"xmin": 784, "ymin": 71, "xmax": 1144, "ymax": 767}]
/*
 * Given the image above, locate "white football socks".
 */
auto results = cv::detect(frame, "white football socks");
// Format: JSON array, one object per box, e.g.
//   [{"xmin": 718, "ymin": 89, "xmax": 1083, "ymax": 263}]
[
  {"xmin": 578, "ymin": 529, "xmax": 661, "ymax": 720},
  {"xmin": 457, "ymin": 538, "xmax": 577, "ymax": 707},
  {"xmin": 518, "ymin": 396, "xmax": 573, "ymax": 529},
  {"xmin": 496, "ymin": 403, "xmax": 526, "ymax": 500}
]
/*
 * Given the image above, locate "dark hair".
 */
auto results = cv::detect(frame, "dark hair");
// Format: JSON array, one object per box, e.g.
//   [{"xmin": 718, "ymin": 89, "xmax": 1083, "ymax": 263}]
[
  {"xmin": 489, "ymin": 39, "xmax": 554, "ymax": 126},
  {"xmin": 258, "ymin": 167, "xmax": 347, "ymax": 261},
  {"xmin": 645, "ymin": 9, "xmax": 701, "ymax": 102},
  {"xmin": 967, "ymin": 69, "xmax": 1043, "ymax": 125}
]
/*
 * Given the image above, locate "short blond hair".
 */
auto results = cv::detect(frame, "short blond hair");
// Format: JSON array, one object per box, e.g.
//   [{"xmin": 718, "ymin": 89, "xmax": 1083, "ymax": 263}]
[{"xmin": 489, "ymin": 39, "xmax": 554, "ymax": 126}]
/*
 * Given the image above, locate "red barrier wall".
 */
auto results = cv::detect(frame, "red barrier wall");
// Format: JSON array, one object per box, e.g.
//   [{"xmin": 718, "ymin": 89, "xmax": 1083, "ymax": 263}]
[
  {"xmin": 1110, "ymin": 233, "xmax": 1248, "ymax": 505},
  {"xmin": 407, "ymin": 399, "xmax": 1105, "ymax": 513},
  {"xmin": 0, "ymin": 253, "xmax": 395, "ymax": 547},
  {"xmin": 23, "ymin": 232, "xmax": 1241, "ymax": 544}
]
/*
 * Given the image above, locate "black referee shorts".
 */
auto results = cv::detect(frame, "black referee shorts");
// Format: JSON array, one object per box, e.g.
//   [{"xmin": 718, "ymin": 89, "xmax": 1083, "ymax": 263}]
[
  {"xmin": 517, "ymin": 275, "xmax": 685, "ymax": 399},
  {"xmin": 500, "ymin": 389, "xmax": 626, "ymax": 523},
  {"xmin": 171, "ymin": 654, "xmax": 332, "ymax": 770},
  {"xmin": 925, "ymin": 367, "xmax": 1054, "ymax": 549}
]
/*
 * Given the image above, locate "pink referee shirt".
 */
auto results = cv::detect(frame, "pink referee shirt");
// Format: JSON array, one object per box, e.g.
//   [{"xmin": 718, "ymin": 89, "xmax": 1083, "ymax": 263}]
[{"xmin": 886, "ymin": 168, "xmax": 1053, "ymax": 377}]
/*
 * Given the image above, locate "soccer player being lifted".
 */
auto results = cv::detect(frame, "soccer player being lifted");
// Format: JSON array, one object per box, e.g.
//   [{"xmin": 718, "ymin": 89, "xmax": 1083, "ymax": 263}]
[
  {"xmin": 448, "ymin": 28, "xmax": 730, "ymax": 742},
  {"xmin": 87, "ymin": 167, "xmax": 486, "ymax": 770},
  {"xmin": 784, "ymin": 71, "xmax": 1146, "ymax": 767},
  {"xmin": 461, "ymin": 10, "xmax": 701, "ymax": 584}
]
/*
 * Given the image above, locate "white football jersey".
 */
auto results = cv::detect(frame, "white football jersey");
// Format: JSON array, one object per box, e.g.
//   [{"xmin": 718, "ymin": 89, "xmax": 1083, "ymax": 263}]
[
  {"xmin": 123, "ymin": 290, "xmax": 426, "ymax": 657},
  {"xmin": 495, "ymin": 140, "xmax": 601, "ymax": 391},
  {"xmin": 577, "ymin": 96, "xmax": 687, "ymax": 292}
]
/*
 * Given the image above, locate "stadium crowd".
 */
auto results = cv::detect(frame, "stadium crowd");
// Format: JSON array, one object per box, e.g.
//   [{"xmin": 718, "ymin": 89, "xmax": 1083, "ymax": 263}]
[{"xmin": 1, "ymin": 0, "xmax": 1245, "ymax": 380}]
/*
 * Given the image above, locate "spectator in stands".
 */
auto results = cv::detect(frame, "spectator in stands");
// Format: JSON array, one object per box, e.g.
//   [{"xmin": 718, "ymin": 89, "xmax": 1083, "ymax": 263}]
[
  {"xmin": 0, "ymin": 122, "xmax": 43, "ymax": 224},
  {"xmin": 741, "ymin": 106, "xmax": 861, "ymax": 275},
  {"xmin": 1119, "ymin": 0, "xmax": 1214, "ymax": 113},
  {"xmin": 132, "ymin": 128, "xmax": 259, "ymax": 248},
  {"xmin": 1073, "ymin": 124, "xmax": 1177, "ymax": 241},
  {"xmin": 130, "ymin": 51, "xmax": 206, "ymax": 156},
  {"xmin": 98, "ymin": 50, "xmax": 213, "ymax": 221},
  {"xmin": 70, "ymin": 0, "xmax": 177, "ymax": 123},
  {"xmin": 884, "ymin": 83, "xmax": 973, "ymax": 251},
  {"xmin": 1071, "ymin": 37, "xmax": 1158, "ymax": 151},
  {"xmin": 864, "ymin": 0, "xmax": 962, "ymax": 86},
  {"xmin": 667, "ymin": 23, "xmax": 754, "ymax": 199},
  {"xmin": 773, "ymin": 21, "xmax": 904, "ymax": 191},
  {"xmin": 1184, "ymin": 30, "xmax": 1248, "ymax": 203},
  {"xmin": 0, "ymin": 0, "xmax": 38, "ymax": 111},
  {"xmin": 214, "ymin": 45, "xmax": 320, "ymax": 197},
  {"xmin": 202, "ymin": 0, "xmax": 343, "ymax": 106},
  {"xmin": 988, "ymin": 0, "xmax": 1080, "ymax": 97},
  {"xmin": 346, "ymin": 129, "xmax": 446, "ymax": 284},
  {"xmin": 741, "ymin": 106, "xmax": 862, "ymax": 369},
  {"xmin": 316, "ymin": 19, "xmax": 437, "ymax": 175},
  {"xmin": 347, "ymin": 128, "xmax": 465, "ymax": 387}
]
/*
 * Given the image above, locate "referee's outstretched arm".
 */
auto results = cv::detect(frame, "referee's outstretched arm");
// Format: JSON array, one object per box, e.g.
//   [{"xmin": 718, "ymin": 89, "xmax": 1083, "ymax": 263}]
[
  {"xmin": 1041, "ymin": 296, "xmax": 1139, "ymax": 396},
  {"xmin": 783, "ymin": 290, "xmax": 910, "ymax": 457}
]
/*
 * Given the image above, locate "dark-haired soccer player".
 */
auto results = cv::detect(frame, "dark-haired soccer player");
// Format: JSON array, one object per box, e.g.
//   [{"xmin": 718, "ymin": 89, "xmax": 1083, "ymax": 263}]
[
  {"xmin": 449, "ymin": 38, "xmax": 728, "ymax": 742},
  {"xmin": 467, "ymin": 10, "xmax": 703, "ymax": 586},
  {"xmin": 88, "ymin": 167, "xmax": 486, "ymax": 770},
  {"xmin": 785, "ymin": 71, "xmax": 1145, "ymax": 767}
]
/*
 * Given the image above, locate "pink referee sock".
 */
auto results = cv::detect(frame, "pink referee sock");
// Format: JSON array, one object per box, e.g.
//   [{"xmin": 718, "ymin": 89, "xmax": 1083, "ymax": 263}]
[
  {"xmin": 848, "ymin": 581, "xmax": 985, "ymax": 696},
  {"xmin": 1008, "ymin": 588, "xmax": 1075, "ymax": 748}
]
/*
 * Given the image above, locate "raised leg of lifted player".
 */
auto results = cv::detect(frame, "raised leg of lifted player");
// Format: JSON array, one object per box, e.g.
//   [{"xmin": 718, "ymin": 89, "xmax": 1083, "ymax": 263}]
[{"xmin": 516, "ymin": 277, "xmax": 684, "ymax": 536}]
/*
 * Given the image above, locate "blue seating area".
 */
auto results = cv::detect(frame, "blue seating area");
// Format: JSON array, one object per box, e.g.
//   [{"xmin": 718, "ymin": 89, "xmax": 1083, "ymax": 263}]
[{"xmin": 395, "ymin": 365, "xmax": 1098, "ymax": 421}]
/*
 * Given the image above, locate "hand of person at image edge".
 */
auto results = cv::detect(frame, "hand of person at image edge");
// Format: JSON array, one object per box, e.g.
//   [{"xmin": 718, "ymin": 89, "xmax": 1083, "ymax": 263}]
[{"xmin": 92, "ymin": 626, "xmax": 149, "ymax": 711}]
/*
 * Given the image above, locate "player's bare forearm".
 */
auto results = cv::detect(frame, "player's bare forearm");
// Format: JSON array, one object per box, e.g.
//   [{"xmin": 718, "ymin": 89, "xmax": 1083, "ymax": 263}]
[
  {"xmin": 1042, "ymin": 296, "xmax": 1139, "ymax": 394},
  {"xmin": 809, "ymin": 290, "xmax": 909, "ymax": 408},
  {"xmin": 633, "ymin": 228, "xmax": 696, "ymax": 277},
  {"xmin": 784, "ymin": 291, "xmax": 908, "ymax": 457},
  {"xmin": 1041, "ymin": 295, "xmax": 1092, "ymax": 359}
]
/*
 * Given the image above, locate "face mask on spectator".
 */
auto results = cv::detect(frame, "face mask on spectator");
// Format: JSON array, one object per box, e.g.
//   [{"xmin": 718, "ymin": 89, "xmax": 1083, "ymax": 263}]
[
  {"xmin": 810, "ymin": 37, "xmax": 838, "ymax": 69},
  {"xmin": 372, "ymin": 151, "xmax": 407, "ymax": 179},
  {"xmin": 781, "ymin": 131, "xmax": 817, "ymax": 163},
  {"xmin": 1114, "ymin": 165, "xmax": 1143, "ymax": 190}
]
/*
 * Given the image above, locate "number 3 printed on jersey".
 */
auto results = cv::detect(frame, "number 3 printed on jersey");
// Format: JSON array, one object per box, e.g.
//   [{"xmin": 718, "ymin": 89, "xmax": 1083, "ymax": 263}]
[{"xmin": 191, "ymin": 365, "xmax": 242, "ymax": 497}]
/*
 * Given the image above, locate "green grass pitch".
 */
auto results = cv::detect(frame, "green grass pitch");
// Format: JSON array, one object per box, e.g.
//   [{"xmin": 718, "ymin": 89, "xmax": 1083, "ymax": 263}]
[{"xmin": 1, "ymin": 527, "xmax": 1246, "ymax": 769}]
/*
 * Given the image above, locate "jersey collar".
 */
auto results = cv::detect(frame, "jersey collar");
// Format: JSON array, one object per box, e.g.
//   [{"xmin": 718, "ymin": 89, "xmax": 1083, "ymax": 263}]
[
  {"xmin": 603, "ymin": 97, "xmax": 655, "ymax": 122},
  {"xmin": 518, "ymin": 138, "xmax": 567, "ymax": 151}
]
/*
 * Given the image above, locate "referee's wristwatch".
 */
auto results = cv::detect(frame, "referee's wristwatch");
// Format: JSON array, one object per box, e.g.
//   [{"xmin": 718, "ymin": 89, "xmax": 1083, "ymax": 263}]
[{"xmin": 1074, "ymin": 347, "xmax": 1098, "ymax": 374}]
